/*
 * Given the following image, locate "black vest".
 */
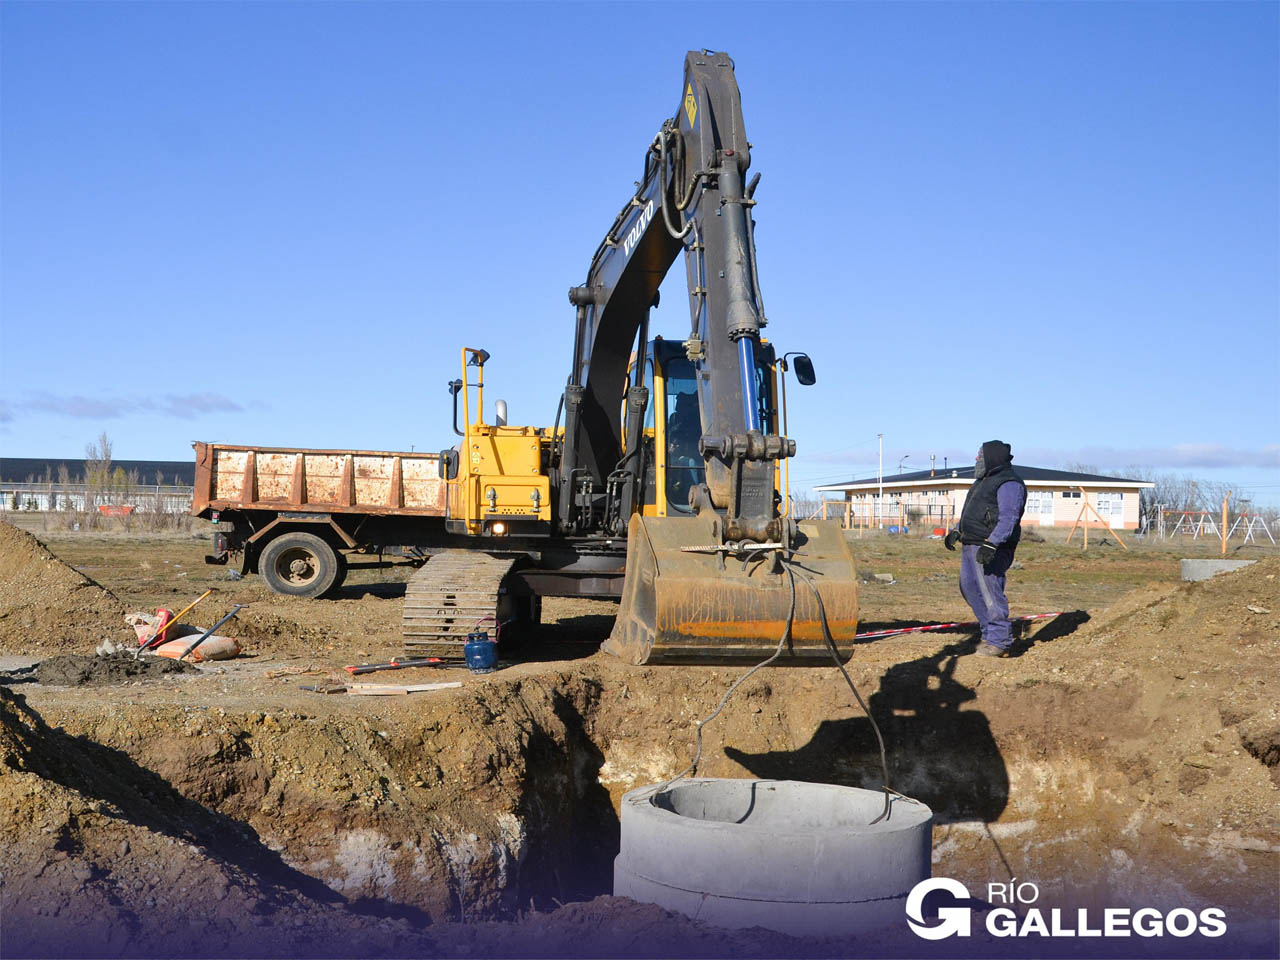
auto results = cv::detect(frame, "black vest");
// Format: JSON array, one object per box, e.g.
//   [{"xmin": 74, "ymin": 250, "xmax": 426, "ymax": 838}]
[{"xmin": 960, "ymin": 468, "xmax": 1026, "ymax": 545}]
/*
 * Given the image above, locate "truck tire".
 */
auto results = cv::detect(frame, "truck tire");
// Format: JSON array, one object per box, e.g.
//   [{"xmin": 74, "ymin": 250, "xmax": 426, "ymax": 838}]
[{"xmin": 259, "ymin": 532, "xmax": 346, "ymax": 599}]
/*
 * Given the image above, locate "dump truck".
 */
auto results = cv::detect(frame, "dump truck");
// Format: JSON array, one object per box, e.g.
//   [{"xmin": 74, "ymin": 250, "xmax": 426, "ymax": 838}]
[
  {"xmin": 195, "ymin": 50, "xmax": 861, "ymax": 665},
  {"xmin": 194, "ymin": 442, "xmax": 450, "ymax": 596},
  {"xmin": 194, "ymin": 439, "xmax": 627, "ymax": 622}
]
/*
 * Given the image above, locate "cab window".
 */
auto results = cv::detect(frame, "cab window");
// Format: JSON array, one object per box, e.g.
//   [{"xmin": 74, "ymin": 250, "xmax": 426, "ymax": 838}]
[{"xmin": 664, "ymin": 356, "xmax": 703, "ymax": 513}]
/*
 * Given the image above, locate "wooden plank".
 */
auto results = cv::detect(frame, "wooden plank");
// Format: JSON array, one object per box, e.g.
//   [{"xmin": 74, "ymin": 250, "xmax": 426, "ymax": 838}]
[{"xmin": 346, "ymin": 681, "xmax": 463, "ymax": 696}]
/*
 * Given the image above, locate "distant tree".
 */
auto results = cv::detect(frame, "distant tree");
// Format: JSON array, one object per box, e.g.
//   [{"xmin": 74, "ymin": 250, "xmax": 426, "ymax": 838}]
[
  {"xmin": 81, "ymin": 432, "xmax": 117, "ymax": 526},
  {"xmin": 1061, "ymin": 462, "xmax": 1243, "ymax": 530},
  {"xmin": 84, "ymin": 432, "xmax": 113, "ymax": 509},
  {"xmin": 1061, "ymin": 461, "xmax": 1100, "ymax": 475}
]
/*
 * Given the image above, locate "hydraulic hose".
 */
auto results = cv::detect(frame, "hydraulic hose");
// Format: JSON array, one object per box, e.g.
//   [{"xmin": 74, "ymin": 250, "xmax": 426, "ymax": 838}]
[
  {"xmin": 741, "ymin": 179, "xmax": 768, "ymax": 327},
  {"xmin": 657, "ymin": 130, "xmax": 692, "ymax": 240},
  {"xmin": 788, "ymin": 562, "xmax": 893, "ymax": 824}
]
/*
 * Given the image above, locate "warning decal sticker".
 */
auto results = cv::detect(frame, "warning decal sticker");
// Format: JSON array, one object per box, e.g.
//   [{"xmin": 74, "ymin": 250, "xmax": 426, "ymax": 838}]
[{"xmin": 684, "ymin": 83, "xmax": 697, "ymax": 127}]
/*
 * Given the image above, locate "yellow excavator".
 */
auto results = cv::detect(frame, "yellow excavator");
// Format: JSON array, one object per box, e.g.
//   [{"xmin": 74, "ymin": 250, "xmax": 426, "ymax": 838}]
[{"xmin": 404, "ymin": 50, "xmax": 860, "ymax": 664}]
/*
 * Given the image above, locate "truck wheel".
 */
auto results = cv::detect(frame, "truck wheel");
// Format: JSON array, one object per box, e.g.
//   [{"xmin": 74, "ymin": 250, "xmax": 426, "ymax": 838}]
[{"xmin": 259, "ymin": 532, "xmax": 344, "ymax": 598}]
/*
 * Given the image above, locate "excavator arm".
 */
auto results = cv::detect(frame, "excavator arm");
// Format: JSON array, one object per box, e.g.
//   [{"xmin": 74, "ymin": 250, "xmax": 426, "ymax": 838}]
[
  {"xmin": 553, "ymin": 51, "xmax": 862, "ymax": 664},
  {"xmin": 558, "ymin": 50, "xmax": 791, "ymax": 543}
]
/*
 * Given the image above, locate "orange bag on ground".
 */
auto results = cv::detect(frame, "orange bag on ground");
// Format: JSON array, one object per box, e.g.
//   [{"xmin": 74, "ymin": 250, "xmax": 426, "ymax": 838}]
[{"xmin": 151, "ymin": 635, "xmax": 241, "ymax": 662}]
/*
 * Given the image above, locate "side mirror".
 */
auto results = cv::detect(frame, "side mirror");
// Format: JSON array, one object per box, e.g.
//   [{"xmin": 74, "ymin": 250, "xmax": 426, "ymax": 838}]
[
  {"xmin": 792, "ymin": 354, "xmax": 816, "ymax": 386},
  {"xmin": 467, "ymin": 349, "xmax": 491, "ymax": 367}
]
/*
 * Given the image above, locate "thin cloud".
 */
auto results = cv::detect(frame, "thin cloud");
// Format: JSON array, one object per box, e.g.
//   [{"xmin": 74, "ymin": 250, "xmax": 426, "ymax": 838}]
[
  {"xmin": 0, "ymin": 402, "xmax": 13, "ymax": 424},
  {"xmin": 23, "ymin": 393, "xmax": 138, "ymax": 418},
  {"xmin": 1020, "ymin": 445, "xmax": 1280, "ymax": 471},
  {"xmin": 153, "ymin": 393, "xmax": 244, "ymax": 418},
  {"xmin": 12, "ymin": 392, "xmax": 243, "ymax": 421}
]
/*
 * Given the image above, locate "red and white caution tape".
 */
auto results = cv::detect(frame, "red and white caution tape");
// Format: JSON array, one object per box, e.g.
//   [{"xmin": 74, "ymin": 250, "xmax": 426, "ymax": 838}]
[{"xmin": 853, "ymin": 611, "xmax": 1068, "ymax": 642}]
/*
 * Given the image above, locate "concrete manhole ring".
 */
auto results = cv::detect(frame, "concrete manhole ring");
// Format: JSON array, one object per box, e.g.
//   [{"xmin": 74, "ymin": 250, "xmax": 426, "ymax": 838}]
[{"xmin": 614, "ymin": 778, "xmax": 933, "ymax": 937}]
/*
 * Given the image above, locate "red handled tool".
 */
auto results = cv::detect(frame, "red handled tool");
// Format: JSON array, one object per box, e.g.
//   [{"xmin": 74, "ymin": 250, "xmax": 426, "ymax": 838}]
[{"xmin": 344, "ymin": 657, "xmax": 445, "ymax": 676}]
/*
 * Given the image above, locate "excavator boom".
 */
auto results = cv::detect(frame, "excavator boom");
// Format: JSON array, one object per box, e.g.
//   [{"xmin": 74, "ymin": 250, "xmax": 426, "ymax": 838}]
[{"xmin": 554, "ymin": 51, "xmax": 862, "ymax": 664}]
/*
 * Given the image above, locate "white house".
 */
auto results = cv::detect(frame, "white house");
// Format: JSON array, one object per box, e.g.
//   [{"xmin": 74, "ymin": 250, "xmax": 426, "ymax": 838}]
[{"xmin": 814, "ymin": 465, "xmax": 1155, "ymax": 531}]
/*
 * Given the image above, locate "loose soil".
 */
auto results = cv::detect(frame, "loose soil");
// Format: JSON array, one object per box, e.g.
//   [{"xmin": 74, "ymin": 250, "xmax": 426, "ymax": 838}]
[
  {"xmin": 34, "ymin": 653, "xmax": 200, "ymax": 687},
  {"xmin": 0, "ymin": 523, "xmax": 134, "ymax": 654},
  {"xmin": 1, "ymin": 518, "xmax": 1277, "ymax": 957}
]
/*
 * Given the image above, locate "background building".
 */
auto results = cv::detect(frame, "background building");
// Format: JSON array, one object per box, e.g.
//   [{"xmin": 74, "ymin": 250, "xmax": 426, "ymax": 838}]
[
  {"xmin": 0, "ymin": 458, "xmax": 194, "ymax": 514},
  {"xmin": 815, "ymin": 465, "xmax": 1154, "ymax": 531}
]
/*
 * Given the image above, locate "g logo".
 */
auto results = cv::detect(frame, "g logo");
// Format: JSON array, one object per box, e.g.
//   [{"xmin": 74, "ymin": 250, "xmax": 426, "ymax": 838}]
[{"xmin": 906, "ymin": 878, "xmax": 973, "ymax": 940}]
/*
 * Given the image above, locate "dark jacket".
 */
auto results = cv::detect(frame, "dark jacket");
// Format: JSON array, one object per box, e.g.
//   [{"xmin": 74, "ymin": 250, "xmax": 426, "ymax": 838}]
[{"xmin": 959, "ymin": 442, "xmax": 1026, "ymax": 546}]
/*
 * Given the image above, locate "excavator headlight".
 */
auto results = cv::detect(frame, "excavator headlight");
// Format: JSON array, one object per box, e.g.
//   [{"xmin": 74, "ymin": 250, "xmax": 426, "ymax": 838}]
[{"xmin": 490, "ymin": 521, "xmax": 508, "ymax": 536}]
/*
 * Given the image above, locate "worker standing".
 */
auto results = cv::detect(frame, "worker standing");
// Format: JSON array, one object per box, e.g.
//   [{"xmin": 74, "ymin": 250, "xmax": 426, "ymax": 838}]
[{"xmin": 944, "ymin": 441, "xmax": 1027, "ymax": 657}]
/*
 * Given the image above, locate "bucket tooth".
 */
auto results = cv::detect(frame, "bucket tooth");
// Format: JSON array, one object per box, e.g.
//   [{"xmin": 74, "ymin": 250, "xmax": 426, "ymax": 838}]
[{"xmin": 602, "ymin": 514, "xmax": 859, "ymax": 665}]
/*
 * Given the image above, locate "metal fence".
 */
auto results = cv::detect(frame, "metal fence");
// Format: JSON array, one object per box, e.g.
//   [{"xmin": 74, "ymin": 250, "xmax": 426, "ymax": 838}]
[
  {"xmin": 820, "ymin": 498, "xmax": 956, "ymax": 531},
  {"xmin": 0, "ymin": 482, "xmax": 194, "ymax": 515}
]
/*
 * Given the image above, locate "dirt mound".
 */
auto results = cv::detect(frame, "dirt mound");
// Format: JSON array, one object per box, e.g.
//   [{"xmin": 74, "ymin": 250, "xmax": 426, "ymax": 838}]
[
  {"xmin": 1069, "ymin": 555, "xmax": 1278, "ymax": 649},
  {"xmin": 1085, "ymin": 558, "xmax": 1280, "ymax": 790},
  {"xmin": 0, "ymin": 685, "xmax": 429, "ymax": 958},
  {"xmin": 235, "ymin": 608, "xmax": 333, "ymax": 652},
  {"xmin": 1032, "ymin": 557, "xmax": 1280, "ymax": 792},
  {"xmin": 0, "ymin": 521, "xmax": 133, "ymax": 656},
  {"xmin": 34, "ymin": 652, "xmax": 200, "ymax": 687}
]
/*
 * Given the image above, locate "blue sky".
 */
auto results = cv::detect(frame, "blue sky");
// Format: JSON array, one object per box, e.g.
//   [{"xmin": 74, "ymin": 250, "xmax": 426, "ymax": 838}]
[{"xmin": 2, "ymin": 2, "xmax": 1277, "ymax": 504}]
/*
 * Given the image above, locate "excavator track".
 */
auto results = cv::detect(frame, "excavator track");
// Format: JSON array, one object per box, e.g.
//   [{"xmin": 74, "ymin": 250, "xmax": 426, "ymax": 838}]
[{"xmin": 403, "ymin": 551, "xmax": 518, "ymax": 657}]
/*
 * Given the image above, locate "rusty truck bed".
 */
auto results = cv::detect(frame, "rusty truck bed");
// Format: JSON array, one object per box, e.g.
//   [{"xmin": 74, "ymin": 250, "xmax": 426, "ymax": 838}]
[{"xmin": 192, "ymin": 442, "xmax": 447, "ymax": 517}]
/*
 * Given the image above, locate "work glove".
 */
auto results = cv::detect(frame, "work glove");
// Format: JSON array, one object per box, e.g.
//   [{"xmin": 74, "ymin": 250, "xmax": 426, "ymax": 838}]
[
  {"xmin": 944, "ymin": 530, "xmax": 960, "ymax": 551},
  {"xmin": 976, "ymin": 540, "xmax": 998, "ymax": 565}
]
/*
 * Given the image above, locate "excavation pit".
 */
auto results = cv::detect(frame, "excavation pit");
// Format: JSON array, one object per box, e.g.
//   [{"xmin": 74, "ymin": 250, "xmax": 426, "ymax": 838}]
[{"xmin": 614, "ymin": 778, "xmax": 933, "ymax": 937}]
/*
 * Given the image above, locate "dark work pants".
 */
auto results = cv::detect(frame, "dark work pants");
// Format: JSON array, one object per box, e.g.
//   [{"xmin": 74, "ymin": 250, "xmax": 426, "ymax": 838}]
[{"xmin": 959, "ymin": 543, "xmax": 1016, "ymax": 649}]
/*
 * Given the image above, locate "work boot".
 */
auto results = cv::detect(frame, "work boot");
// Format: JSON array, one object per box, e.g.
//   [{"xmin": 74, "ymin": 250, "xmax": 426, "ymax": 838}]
[{"xmin": 975, "ymin": 643, "xmax": 1008, "ymax": 658}]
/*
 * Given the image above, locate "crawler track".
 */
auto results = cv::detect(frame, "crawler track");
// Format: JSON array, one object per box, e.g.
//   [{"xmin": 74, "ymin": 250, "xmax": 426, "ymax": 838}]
[{"xmin": 402, "ymin": 551, "xmax": 518, "ymax": 657}]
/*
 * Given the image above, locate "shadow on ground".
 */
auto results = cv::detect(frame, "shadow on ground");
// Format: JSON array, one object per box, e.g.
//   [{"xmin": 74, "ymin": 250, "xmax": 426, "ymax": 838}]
[{"xmin": 725, "ymin": 610, "xmax": 1090, "ymax": 823}]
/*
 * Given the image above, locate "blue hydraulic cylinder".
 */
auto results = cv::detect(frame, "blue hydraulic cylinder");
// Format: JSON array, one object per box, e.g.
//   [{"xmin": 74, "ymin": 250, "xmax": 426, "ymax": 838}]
[{"xmin": 737, "ymin": 336, "xmax": 762, "ymax": 432}]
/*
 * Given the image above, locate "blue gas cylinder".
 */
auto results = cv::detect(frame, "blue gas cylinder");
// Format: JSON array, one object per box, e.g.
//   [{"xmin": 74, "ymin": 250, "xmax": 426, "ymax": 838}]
[{"xmin": 464, "ymin": 632, "xmax": 498, "ymax": 673}]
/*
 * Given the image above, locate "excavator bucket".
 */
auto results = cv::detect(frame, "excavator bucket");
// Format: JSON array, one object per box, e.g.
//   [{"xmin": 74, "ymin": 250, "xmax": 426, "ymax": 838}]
[{"xmin": 603, "ymin": 514, "xmax": 860, "ymax": 665}]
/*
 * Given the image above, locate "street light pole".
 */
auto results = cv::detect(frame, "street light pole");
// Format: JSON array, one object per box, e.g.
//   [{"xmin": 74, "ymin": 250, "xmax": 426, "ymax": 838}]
[
  {"xmin": 877, "ymin": 434, "xmax": 883, "ymax": 529},
  {"xmin": 898, "ymin": 455, "xmax": 910, "ymax": 474}
]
